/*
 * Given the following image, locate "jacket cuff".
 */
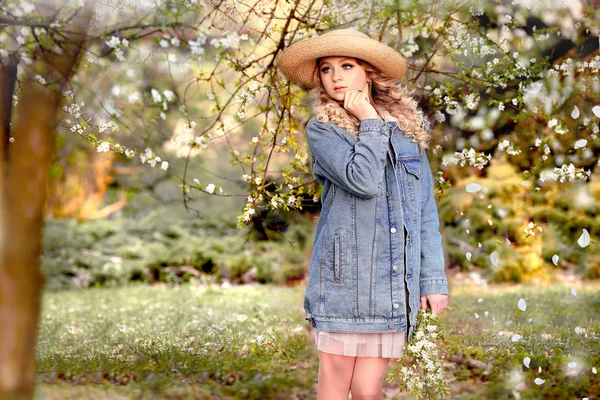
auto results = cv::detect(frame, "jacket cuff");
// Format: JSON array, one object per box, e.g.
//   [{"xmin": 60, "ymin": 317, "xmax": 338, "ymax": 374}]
[
  {"xmin": 359, "ymin": 118, "xmax": 387, "ymax": 134},
  {"xmin": 420, "ymin": 278, "xmax": 449, "ymax": 296}
]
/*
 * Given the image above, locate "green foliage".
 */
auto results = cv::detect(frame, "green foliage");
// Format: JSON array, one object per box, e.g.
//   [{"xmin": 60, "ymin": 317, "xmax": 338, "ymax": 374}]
[
  {"xmin": 41, "ymin": 208, "xmax": 314, "ymax": 291},
  {"xmin": 436, "ymin": 156, "xmax": 600, "ymax": 283}
]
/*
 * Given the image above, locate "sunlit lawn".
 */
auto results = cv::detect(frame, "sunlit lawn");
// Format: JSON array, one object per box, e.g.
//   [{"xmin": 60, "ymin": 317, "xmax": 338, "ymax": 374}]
[
  {"xmin": 35, "ymin": 283, "xmax": 314, "ymax": 400},
  {"xmin": 35, "ymin": 281, "xmax": 600, "ymax": 399}
]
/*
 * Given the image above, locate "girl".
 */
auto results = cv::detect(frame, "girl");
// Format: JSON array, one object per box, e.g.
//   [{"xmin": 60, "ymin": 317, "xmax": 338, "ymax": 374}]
[{"xmin": 277, "ymin": 28, "xmax": 449, "ymax": 400}]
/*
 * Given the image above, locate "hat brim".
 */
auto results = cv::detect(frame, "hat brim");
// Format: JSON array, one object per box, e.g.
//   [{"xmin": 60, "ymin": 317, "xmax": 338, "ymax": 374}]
[{"xmin": 277, "ymin": 34, "xmax": 407, "ymax": 86}]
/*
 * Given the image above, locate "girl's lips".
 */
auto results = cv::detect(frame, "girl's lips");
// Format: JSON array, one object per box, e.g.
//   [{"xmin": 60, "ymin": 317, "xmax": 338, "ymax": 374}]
[{"xmin": 334, "ymin": 87, "xmax": 346, "ymax": 91}]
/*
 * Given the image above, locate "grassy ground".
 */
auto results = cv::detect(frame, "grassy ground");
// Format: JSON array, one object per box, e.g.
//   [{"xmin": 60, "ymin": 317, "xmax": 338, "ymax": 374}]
[
  {"xmin": 34, "ymin": 281, "xmax": 600, "ymax": 399},
  {"xmin": 35, "ymin": 282, "xmax": 314, "ymax": 399}
]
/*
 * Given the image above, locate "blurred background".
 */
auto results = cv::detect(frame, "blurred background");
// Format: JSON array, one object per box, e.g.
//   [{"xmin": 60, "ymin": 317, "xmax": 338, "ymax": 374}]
[{"xmin": 1, "ymin": 0, "xmax": 599, "ymax": 398}]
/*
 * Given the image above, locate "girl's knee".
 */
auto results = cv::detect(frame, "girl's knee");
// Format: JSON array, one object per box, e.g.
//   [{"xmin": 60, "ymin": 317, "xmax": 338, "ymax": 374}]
[{"xmin": 350, "ymin": 386, "xmax": 384, "ymax": 400}]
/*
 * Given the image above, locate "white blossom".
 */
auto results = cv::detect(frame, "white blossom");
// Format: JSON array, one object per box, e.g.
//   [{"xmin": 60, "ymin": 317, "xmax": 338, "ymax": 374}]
[
  {"xmin": 465, "ymin": 93, "xmax": 480, "ymax": 110},
  {"xmin": 163, "ymin": 90, "xmax": 175, "ymax": 102},
  {"xmin": 106, "ymin": 36, "xmax": 121, "ymax": 48},
  {"xmin": 433, "ymin": 110, "xmax": 446, "ymax": 123},
  {"xmin": 151, "ymin": 89, "xmax": 162, "ymax": 103},
  {"xmin": 445, "ymin": 100, "xmax": 462, "ymax": 115},
  {"xmin": 392, "ymin": 308, "xmax": 449, "ymax": 397},
  {"xmin": 97, "ymin": 141, "xmax": 110, "ymax": 153}
]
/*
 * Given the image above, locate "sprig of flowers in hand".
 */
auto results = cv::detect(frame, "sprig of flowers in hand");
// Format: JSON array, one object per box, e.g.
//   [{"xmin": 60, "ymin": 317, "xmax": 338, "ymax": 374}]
[{"xmin": 385, "ymin": 308, "xmax": 450, "ymax": 399}]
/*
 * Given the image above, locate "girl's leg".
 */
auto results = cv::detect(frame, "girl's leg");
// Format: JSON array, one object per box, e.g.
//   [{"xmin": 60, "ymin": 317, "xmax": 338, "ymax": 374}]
[
  {"xmin": 317, "ymin": 351, "xmax": 357, "ymax": 400},
  {"xmin": 349, "ymin": 357, "xmax": 392, "ymax": 400}
]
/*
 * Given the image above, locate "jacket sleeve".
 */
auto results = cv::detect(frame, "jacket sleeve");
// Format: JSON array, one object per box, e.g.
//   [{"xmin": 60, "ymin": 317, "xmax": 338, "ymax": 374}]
[
  {"xmin": 419, "ymin": 147, "xmax": 449, "ymax": 296},
  {"xmin": 305, "ymin": 117, "xmax": 391, "ymax": 198}
]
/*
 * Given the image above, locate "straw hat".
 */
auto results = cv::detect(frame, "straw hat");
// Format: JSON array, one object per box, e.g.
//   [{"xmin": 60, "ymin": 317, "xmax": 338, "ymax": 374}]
[{"xmin": 276, "ymin": 28, "xmax": 408, "ymax": 86}]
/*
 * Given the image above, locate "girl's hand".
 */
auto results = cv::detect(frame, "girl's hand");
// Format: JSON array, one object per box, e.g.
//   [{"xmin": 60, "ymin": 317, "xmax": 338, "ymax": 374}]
[
  {"xmin": 420, "ymin": 294, "xmax": 449, "ymax": 316},
  {"xmin": 343, "ymin": 81, "xmax": 380, "ymax": 121}
]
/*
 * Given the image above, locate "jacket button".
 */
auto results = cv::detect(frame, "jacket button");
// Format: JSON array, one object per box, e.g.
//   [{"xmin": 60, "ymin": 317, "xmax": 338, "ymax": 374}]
[
  {"xmin": 393, "ymin": 303, "xmax": 399, "ymax": 309},
  {"xmin": 401, "ymin": 201, "xmax": 405, "ymax": 204},
  {"xmin": 390, "ymin": 227, "xmax": 396, "ymax": 233},
  {"xmin": 406, "ymin": 273, "xmax": 412, "ymax": 279},
  {"xmin": 387, "ymin": 191, "xmax": 391, "ymax": 197},
  {"xmin": 388, "ymin": 323, "xmax": 395, "ymax": 329},
  {"xmin": 407, "ymin": 236, "xmax": 410, "ymax": 241},
  {"xmin": 392, "ymin": 265, "xmax": 399, "ymax": 271}
]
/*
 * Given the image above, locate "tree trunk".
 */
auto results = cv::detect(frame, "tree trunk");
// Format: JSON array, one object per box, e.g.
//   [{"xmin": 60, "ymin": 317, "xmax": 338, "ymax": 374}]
[{"xmin": 0, "ymin": 3, "xmax": 95, "ymax": 398}]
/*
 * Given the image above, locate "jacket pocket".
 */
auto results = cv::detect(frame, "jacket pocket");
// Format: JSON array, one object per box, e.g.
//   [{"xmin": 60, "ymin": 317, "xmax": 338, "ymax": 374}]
[
  {"xmin": 333, "ymin": 233, "xmax": 343, "ymax": 283},
  {"xmin": 401, "ymin": 158, "xmax": 421, "ymax": 180}
]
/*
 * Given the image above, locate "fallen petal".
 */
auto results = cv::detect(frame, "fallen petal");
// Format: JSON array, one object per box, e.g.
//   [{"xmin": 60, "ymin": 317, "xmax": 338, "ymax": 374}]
[
  {"xmin": 466, "ymin": 182, "xmax": 482, "ymax": 193},
  {"xmin": 490, "ymin": 251, "xmax": 500, "ymax": 268},
  {"xmin": 578, "ymin": 229, "xmax": 590, "ymax": 248},
  {"xmin": 518, "ymin": 298, "xmax": 527, "ymax": 312},
  {"xmin": 574, "ymin": 139, "xmax": 587, "ymax": 149},
  {"xmin": 571, "ymin": 105, "xmax": 580, "ymax": 119}
]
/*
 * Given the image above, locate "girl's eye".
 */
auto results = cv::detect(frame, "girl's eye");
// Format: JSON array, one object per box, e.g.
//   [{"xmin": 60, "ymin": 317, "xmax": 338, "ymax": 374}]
[{"xmin": 320, "ymin": 63, "xmax": 354, "ymax": 73}]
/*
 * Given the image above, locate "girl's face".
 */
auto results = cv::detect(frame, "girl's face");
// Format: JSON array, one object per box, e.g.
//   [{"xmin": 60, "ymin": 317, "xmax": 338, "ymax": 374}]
[{"xmin": 318, "ymin": 56, "xmax": 370, "ymax": 103}]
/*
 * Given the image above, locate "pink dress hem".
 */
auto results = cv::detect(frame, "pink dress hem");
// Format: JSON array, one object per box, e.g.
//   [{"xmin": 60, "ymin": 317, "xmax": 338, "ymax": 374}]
[{"xmin": 314, "ymin": 330, "xmax": 407, "ymax": 358}]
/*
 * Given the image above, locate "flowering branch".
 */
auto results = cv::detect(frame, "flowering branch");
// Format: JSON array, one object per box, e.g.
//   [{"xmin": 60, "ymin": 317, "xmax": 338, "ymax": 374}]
[{"xmin": 386, "ymin": 308, "xmax": 450, "ymax": 399}]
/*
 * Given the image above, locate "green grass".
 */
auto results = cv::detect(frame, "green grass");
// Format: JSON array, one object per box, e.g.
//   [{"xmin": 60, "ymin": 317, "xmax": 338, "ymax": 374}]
[
  {"xmin": 437, "ymin": 283, "xmax": 600, "ymax": 399},
  {"xmin": 35, "ymin": 283, "xmax": 316, "ymax": 400},
  {"xmin": 35, "ymin": 282, "xmax": 600, "ymax": 399}
]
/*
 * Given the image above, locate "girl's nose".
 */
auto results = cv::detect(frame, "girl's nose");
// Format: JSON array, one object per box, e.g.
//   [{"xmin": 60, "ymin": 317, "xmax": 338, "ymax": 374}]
[{"xmin": 332, "ymin": 68, "xmax": 342, "ymax": 81}]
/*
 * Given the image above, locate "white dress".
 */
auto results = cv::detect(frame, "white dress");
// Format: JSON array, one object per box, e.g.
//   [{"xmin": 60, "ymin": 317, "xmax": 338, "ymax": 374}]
[{"xmin": 313, "ymin": 111, "xmax": 409, "ymax": 359}]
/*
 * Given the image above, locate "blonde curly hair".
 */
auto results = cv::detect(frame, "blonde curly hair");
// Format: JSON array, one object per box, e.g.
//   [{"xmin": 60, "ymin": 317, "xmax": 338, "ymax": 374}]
[{"xmin": 306, "ymin": 57, "xmax": 432, "ymax": 150}]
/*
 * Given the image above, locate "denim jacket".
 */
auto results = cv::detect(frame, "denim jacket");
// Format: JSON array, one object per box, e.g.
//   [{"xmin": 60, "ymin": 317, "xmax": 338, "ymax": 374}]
[{"xmin": 303, "ymin": 116, "xmax": 449, "ymax": 340}]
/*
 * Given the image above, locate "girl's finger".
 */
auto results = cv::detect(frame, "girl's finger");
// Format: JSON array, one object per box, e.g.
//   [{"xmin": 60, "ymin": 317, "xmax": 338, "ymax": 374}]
[
  {"xmin": 347, "ymin": 91, "xmax": 357, "ymax": 107},
  {"xmin": 344, "ymin": 90, "xmax": 357, "ymax": 109},
  {"xmin": 362, "ymin": 84, "xmax": 369, "ymax": 103},
  {"xmin": 346, "ymin": 92, "xmax": 354, "ymax": 108}
]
